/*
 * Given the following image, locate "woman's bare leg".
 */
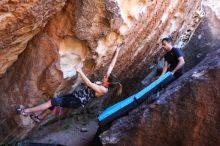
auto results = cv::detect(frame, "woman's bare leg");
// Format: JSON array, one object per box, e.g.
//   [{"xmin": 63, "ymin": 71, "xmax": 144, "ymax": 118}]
[{"xmin": 24, "ymin": 100, "xmax": 52, "ymax": 113}]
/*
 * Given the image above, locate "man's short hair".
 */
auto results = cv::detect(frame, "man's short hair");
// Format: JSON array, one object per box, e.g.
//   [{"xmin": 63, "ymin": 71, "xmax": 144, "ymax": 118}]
[{"xmin": 162, "ymin": 37, "xmax": 173, "ymax": 45}]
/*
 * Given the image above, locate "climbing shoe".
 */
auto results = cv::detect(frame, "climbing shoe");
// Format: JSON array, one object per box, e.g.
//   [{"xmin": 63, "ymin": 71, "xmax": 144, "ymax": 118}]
[
  {"xmin": 16, "ymin": 105, "xmax": 29, "ymax": 117},
  {"xmin": 30, "ymin": 113, "xmax": 41, "ymax": 123}
]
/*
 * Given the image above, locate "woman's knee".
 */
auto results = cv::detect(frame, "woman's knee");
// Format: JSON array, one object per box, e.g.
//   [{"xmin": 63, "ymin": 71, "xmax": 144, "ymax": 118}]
[{"xmin": 46, "ymin": 100, "xmax": 52, "ymax": 108}]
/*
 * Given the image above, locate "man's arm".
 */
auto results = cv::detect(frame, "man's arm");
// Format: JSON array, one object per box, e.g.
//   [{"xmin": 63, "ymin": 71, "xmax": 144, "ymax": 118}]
[
  {"xmin": 172, "ymin": 48, "xmax": 185, "ymax": 74},
  {"xmin": 106, "ymin": 47, "xmax": 121, "ymax": 78},
  {"xmin": 161, "ymin": 60, "xmax": 168, "ymax": 76},
  {"xmin": 172, "ymin": 57, "xmax": 185, "ymax": 74},
  {"xmin": 76, "ymin": 66, "xmax": 107, "ymax": 94}
]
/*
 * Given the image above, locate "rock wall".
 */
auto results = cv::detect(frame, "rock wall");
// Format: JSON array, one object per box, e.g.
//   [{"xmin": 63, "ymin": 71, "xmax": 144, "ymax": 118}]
[
  {"xmin": 184, "ymin": 0, "xmax": 220, "ymax": 70},
  {"xmin": 100, "ymin": 48, "xmax": 220, "ymax": 146},
  {"xmin": 0, "ymin": 0, "xmax": 211, "ymax": 144},
  {"xmin": 99, "ymin": 2, "xmax": 220, "ymax": 146},
  {"xmin": 0, "ymin": 0, "xmax": 66, "ymax": 76},
  {"xmin": 0, "ymin": 33, "xmax": 63, "ymax": 144}
]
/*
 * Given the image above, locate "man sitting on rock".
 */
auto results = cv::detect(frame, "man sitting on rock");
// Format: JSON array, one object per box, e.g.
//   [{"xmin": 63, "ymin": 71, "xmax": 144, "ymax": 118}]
[{"xmin": 160, "ymin": 37, "xmax": 185, "ymax": 79}]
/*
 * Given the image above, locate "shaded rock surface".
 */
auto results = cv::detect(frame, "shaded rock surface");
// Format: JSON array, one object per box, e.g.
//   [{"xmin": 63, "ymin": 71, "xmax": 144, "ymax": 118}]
[{"xmin": 99, "ymin": 48, "xmax": 220, "ymax": 146}]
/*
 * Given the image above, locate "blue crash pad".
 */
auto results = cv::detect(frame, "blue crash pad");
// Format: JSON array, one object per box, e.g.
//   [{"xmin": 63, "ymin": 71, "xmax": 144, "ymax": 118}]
[{"xmin": 98, "ymin": 72, "xmax": 173, "ymax": 125}]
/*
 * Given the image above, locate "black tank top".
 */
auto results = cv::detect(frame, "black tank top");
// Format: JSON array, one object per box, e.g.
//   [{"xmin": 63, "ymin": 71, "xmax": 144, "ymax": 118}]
[{"xmin": 72, "ymin": 84, "xmax": 96, "ymax": 107}]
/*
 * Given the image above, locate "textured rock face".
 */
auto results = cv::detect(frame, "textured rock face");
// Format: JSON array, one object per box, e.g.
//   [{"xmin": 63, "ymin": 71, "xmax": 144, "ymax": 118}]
[
  {"xmin": 100, "ymin": 48, "xmax": 220, "ymax": 146},
  {"xmin": 0, "ymin": 0, "xmax": 66, "ymax": 76},
  {"xmin": 184, "ymin": 0, "xmax": 220, "ymax": 70},
  {"xmin": 94, "ymin": 0, "xmax": 204, "ymax": 81},
  {"xmin": 0, "ymin": 1, "xmax": 66, "ymax": 144},
  {"xmin": 73, "ymin": 0, "xmax": 111, "ymax": 49},
  {"xmin": 99, "ymin": 2, "xmax": 220, "ymax": 145},
  {"xmin": 0, "ymin": 33, "xmax": 63, "ymax": 144},
  {"xmin": 0, "ymin": 0, "xmax": 217, "ymax": 144}
]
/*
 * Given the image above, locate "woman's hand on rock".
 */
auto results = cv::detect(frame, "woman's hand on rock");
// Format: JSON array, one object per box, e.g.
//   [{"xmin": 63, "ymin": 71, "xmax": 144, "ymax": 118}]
[{"xmin": 75, "ymin": 65, "xmax": 82, "ymax": 73}]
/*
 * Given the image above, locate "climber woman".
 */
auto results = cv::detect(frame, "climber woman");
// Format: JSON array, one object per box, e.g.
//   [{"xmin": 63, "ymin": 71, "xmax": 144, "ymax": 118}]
[{"xmin": 16, "ymin": 46, "xmax": 122, "ymax": 123}]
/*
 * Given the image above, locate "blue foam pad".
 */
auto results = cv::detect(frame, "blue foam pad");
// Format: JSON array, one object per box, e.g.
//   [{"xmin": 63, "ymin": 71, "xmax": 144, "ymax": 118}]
[{"xmin": 98, "ymin": 72, "xmax": 172, "ymax": 122}]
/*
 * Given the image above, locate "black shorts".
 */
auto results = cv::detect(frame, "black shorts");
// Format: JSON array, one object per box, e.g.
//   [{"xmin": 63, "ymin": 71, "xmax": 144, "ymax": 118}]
[{"xmin": 50, "ymin": 95, "xmax": 82, "ymax": 108}]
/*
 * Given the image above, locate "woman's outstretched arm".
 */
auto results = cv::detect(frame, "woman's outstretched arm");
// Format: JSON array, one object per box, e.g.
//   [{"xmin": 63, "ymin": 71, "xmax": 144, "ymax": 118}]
[
  {"xmin": 106, "ymin": 46, "xmax": 121, "ymax": 78},
  {"xmin": 75, "ymin": 66, "xmax": 107, "ymax": 94}
]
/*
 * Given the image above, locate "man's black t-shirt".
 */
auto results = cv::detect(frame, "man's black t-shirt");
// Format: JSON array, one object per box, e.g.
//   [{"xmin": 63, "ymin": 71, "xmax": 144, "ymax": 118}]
[{"xmin": 164, "ymin": 48, "xmax": 184, "ymax": 78}]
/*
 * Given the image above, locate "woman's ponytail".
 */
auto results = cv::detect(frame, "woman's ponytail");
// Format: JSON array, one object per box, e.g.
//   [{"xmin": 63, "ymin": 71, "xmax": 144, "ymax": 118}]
[
  {"xmin": 109, "ymin": 82, "xmax": 123, "ymax": 96},
  {"xmin": 115, "ymin": 82, "xmax": 123, "ymax": 96},
  {"xmin": 108, "ymin": 74, "xmax": 123, "ymax": 96}
]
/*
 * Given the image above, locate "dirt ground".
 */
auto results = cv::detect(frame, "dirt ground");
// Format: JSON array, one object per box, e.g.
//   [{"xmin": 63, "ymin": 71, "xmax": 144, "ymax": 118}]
[{"xmin": 18, "ymin": 113, "xmax": 99, "ymax": 146}]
